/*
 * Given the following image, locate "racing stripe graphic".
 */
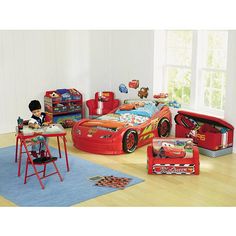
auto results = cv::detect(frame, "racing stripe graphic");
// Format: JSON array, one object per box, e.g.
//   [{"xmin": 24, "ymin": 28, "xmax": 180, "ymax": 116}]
[
  {"xmin": 141, "ymin": 124, "xmax": 152, "ymax": 135},
  {"xmin": 140, "ymin": 133, "xmax": 154, "ymax": 141}
]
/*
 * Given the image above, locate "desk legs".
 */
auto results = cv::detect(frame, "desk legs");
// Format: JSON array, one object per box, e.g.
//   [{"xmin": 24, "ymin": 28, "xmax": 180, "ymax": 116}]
[
  {"xmin": 17, "ymin": 141, "xmax": 23, "ymax": 177},
  {"xmin": 63, "ymin": 136, "xmax": 69, "ymax": 172},
  {"xmin": 57, "ymin": 136, "xmax": 62, "ymax": 158},
  {"xmin": 57, "ymin": 136, "xmax": 69, "ymax": 172},
  {"xmin": 15, "ymin": 136, "xmax": 19, "ymax": 163}
]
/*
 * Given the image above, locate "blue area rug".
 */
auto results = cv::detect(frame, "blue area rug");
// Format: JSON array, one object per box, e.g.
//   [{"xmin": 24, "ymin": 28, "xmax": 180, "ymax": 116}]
[{"xmin": 0, "ymin": 146, "xmax": 144, "ymax": 207}]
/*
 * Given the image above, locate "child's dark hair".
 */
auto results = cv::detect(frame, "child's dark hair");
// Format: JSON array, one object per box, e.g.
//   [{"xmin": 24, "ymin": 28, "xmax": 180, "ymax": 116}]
[{"xmin": 29, "ymin": 100, "xmax": 41, "ymax": 112}]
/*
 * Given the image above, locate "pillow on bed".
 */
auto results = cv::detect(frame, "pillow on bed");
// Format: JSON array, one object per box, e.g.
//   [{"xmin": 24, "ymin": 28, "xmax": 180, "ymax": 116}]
[
  {"xmin": 119, "ymin": 104, "xmax": 136, "ymax": 111},
  {"xmin": 116, "ymin": 102, "xmax": 159, "ymax": 118}
]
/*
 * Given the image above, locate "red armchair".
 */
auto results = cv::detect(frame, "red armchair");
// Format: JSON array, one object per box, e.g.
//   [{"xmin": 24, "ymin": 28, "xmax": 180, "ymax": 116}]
[{"xmin": 86, "ymin": 91, "xmax": 120, "ymax": 118}]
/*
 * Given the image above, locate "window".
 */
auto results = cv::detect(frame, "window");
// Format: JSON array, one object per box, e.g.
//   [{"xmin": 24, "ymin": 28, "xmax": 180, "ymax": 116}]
[
  {"xmin": 165, "ymin": 31, "xmax": 193, "ymax": 106},
  {"xmin": 155, "ymin": 30, "xmax": 228, "ymax": 116},
  {"xmin": 200, "ymin": 31, "xmax": 228, "ymax": 111}
]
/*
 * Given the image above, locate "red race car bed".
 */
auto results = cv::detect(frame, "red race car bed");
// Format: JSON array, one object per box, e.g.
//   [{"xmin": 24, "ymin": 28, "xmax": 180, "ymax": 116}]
[{"xmin": 72, "ymin": 99, "xmax": 172, "ymax": 154}]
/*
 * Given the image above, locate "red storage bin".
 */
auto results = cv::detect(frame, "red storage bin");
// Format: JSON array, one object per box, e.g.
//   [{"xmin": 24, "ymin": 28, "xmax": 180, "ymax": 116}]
[
  {"xmin": 44, "ymin": 90, "xmax": 62, "ymax": 103},
  {"xmin": 175, "ymin": 110, "xmax": 234, "ymax": 152}
]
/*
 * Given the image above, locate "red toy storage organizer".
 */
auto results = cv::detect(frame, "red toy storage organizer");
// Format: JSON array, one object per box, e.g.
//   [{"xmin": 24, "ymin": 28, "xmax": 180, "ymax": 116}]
[
  {"xmin": 175, "ymin": 110, "xmax": 234, "ymax": 151},
  {"xmin": 44, "ymin": 88, "xmax": 83, "ymax": 128},
  {"xmin": 147, "ymin": 145, "xmax": 200, "ymax": 175}
]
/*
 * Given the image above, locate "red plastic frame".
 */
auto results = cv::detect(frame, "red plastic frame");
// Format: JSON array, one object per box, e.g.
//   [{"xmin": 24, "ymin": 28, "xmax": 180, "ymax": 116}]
[{"xmin": 72, "ymin": 104, "xmax": 172, "ymax": 154}]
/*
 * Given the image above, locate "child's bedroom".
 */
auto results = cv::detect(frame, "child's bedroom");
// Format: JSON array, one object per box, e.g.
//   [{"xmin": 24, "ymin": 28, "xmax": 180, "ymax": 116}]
[{"xmin": 0, "ymin": 1, "xmax": 235, "ymax": 236}]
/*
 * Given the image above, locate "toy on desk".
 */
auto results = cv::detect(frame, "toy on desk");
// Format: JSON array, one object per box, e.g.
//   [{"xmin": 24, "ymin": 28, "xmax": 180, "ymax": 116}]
[
  {"xmin": 30, "ymin": 121, "xmax": 51, "ymax": 129},
  {"xmin": 17, "ymin": 116, "xmax": 24, "ymax": 130}
]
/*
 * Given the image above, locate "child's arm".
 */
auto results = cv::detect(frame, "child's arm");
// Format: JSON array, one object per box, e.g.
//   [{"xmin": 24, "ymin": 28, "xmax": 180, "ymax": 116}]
[
  {"xmin": 29, "ymin": 122, "xmax": 40, "ymax": 129},
  {"xmin": 28, "ymin": 118, "xmax": 40, "ymax": 129},
  {"xmin": 42, "ymin": 122, "xmax": 51, "ymax": 126}
]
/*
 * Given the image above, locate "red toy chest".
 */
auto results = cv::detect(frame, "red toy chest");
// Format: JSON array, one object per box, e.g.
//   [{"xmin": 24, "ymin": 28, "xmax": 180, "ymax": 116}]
[
  {"xmin": 147, "ymin": 139, "xmax": 200, "ymax": 175},
  {"xmin": 175, "ymin": 110, "xmax": 234, "ymax": 151}
]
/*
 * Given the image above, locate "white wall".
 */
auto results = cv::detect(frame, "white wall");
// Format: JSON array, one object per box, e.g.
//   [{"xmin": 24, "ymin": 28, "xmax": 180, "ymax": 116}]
[
  {"xmin": 89, "ymin": 30, "xmax": 154, "ymax": 102},
  {"xmin": 0, "ymin": 30, "xmax": 90, "ymax": 133},
  {"xmin": 0, "ymin": 30, "xmax": 153, "ymax": 134},
  {"xmin": 2, "ymin": 29, "xmax": 235, "ymax": 153},
  {"xmin": 225, "ymin": 30, "xmax": 236, "ymax": 153}
]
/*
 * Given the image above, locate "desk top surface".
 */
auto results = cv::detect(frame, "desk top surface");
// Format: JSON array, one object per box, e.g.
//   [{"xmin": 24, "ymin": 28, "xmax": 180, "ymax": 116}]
[{"xmin": 19, "ymin": 124, "xmax": 66, "ymax": 137}]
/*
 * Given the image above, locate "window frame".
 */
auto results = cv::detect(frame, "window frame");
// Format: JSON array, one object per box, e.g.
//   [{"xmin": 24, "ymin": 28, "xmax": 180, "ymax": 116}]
[{"xmin": 154, "ymin": 30, "xmax": 228, "ymax": 117}]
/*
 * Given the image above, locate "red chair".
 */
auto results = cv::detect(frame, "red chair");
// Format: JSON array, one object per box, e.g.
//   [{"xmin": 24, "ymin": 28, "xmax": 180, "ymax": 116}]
[
  {"xmin": 86, "ymin": 91, "xmax": 120, "ymax": 118},
  {"xmin": 22, "ymin": 136, "xmax": 63, "ymax": 190}
]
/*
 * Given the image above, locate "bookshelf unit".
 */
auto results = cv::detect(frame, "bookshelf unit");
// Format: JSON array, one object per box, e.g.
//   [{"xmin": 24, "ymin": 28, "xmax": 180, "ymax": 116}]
[{"xmin": 44, "ymin": 88, "xmax": 83, "ymax": 128}]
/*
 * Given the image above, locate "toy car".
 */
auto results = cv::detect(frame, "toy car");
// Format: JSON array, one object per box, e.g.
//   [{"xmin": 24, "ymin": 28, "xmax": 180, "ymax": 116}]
[
  {"xmin": 45, "ymin": 104, "xmax": 53, "ymax": 113},
  {"xmin": 158, "ymin": 144, "xmax": 186, "ymax": 158},
  {"xmin": 169, "ymin": 100, "xmax": 181, "ymax": 108},
  {"xmin": 174, "ymin": 114, "xmax": 199, "ymax": 130},
  {"xmin": 61, "ymin": 93, "xmax": 71, "ymax": 101},
  {"xmin": 138, "ymin": 87, "xmax": 149, "ymax": 99},
  {"xmin": 119, "ymin": 84, "xmax": 128, "ymax": 93},
  {"xmin": 60, "ymin": 119, "xmax": 75, "ymax": 128},
  {"xmin": 153, "ymin": 93, "xmax": 168, "ymax": 99},
  {"xmin": 72, "ymin": 100, "xmax": 171, "ymax": 154},
  {"xmin": 128, "ymin": 80, "xmax": 139, "ymax": 89}
]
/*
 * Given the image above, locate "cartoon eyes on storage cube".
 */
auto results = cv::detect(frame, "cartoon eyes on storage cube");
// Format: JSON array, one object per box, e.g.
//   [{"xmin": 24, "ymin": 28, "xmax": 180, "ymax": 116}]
[{"xmin": 162, "ymin": 142, "xmax": 174, "ymax": 147}]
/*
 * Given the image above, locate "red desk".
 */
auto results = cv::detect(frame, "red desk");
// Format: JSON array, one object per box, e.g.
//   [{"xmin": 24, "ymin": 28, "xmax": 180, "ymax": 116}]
[{"xmin": 15, "ymin": 124, "xmax": 69, "ymax": 176}]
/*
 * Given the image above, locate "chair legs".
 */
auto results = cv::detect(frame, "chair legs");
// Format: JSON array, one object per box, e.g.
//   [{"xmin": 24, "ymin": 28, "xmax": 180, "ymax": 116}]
[{"xmin": 23, "ymin": 139, "xmax": 63, "ymax": 190}]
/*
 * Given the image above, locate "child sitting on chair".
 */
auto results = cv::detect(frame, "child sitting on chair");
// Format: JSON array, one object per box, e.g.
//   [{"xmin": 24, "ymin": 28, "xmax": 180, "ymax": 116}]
[{"xmin": 28, "ymin": 100, "xmax": 51, "ymax": 158}]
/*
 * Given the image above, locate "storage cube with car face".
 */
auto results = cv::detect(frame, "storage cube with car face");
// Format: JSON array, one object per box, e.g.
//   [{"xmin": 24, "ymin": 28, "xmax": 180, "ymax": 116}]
[{"xmin": 147, "ymin": 138, "xmax": 199, "ymax": 175}]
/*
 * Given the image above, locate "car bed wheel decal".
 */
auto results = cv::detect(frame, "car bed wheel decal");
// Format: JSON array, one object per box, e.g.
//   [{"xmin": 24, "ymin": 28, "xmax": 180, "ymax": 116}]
[
  {"xmin": 123, "ymin": 130, "xmax": 138, "ymax": 153},
  {"xmin": 126, "ymin": 133, "xmax": 135, "ymax": 149},
  {"xmin": 158, "ymin": 118, "xmax": 171, "ymax": 138},
  {"xmin": 161, "ymin": 122, "xmax": 168, "ymax": 134}
]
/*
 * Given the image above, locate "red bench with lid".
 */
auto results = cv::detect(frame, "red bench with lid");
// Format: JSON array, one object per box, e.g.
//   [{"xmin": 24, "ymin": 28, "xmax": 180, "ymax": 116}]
[{"xmin": 175, "ymin": 110, "xmax": 234, "ymax": 156}]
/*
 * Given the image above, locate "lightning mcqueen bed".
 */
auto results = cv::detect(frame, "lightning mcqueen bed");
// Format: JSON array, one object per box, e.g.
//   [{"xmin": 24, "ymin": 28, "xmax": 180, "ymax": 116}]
[{"xmin": 72, "ymin": 99, "xmax": 172, "ymax": 154}]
